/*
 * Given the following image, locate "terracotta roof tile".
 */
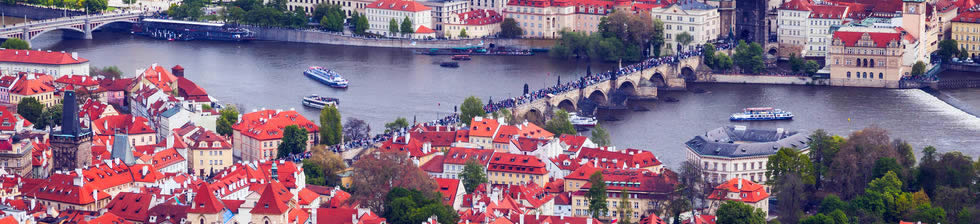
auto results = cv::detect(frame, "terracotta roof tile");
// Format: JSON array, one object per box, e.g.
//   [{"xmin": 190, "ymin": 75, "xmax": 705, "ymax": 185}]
[
  {"xmin": 0, "ymin": 49, "xmax": 88, "ymax": 65},
  {"xmin": 366, "ymin": 0, "xmax": 432, "ymax": 12}
]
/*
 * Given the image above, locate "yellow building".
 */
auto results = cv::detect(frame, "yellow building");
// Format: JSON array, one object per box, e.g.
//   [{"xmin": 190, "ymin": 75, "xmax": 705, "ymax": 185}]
[
  {"xmin": 487, "ymin": 152, "xmax": 549, "ymax": 186},
  {"xmin": 827, "ymin": 27, "xmax": 912, "ymax": 88},
  {"xmin": 952, "ymin": 12, "xmax": 980, "ymax": 59},
  {"xmin": 9, "ymin": 73, "xmax": 58, "ymax": 107},
  {"xmin": 183, "ymin": 125, "xmax": 233, "ymax": 176},
  {"xmin": 504, "ymin": 0, "xmax": 575, "ymax": 39},
  {"xmin": 565, "ymin": 165, "xmax": 675, "ymax": 219}
]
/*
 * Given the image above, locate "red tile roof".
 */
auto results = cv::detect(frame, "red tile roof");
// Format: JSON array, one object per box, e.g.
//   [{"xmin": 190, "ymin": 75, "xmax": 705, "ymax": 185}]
[
  {"xmin": 420, "ymin": 155, "xmax": 446, "ymax": 173},
  {"xmin": 507, "ymin": 213, "xmax": 600, "ymax": 224},
  {"xmin": 104, "ymin": 192, "xmax": 154, "ymax": 223},
  {"xmin": 832, "ymin": 28, "xmax": 905, "ymax": 48},
  {"xmin": 808, "ymin": 4, "xmax": 848, "ymax": 19},
  {"xmin": 577, "ymin": 147, "xmax": 663, "ymax": 169},
  {"xmin": 366, "ymin": 0, "xmax": 432, "ymax": 12},
  {"xmin": 953, "ymin": 11, "xmax": 980, "ymax": 23},
  {"xmin": 456, "ymin": 9, "xmax": 503, "ymax": 25},
  {"xmin": 146, "ymin": 204, "xmax": 188, "ymax": 224},
  {"xmin": 288, "ymin": 208, "xmax": 311, "ymax": 224},
  {"xmin": 566, "ymin": 164, "xmax": 678, "ymax": 193},
  {"xmin": 87, "ymin": 212, "xmax": 134, "ymax": 224},
  {"xmin": 21, "ymin": 174, "xmax": 111, "ymax": 205},
  {"xmin": 177, "ymin": 77, "xmax": 210, "ymax": 102},
  {"xmin": 232, "ymin": 109, "xmax": 319, "ymax": 141},
  {"xmin": 317, "ymin": 208, "xmax": 387, "ymax": 224},
  {"xmin": 140, "ymin": 64, "xmax": 177, "ymax": 93},
  {"xmin": 184, "ymin": 126, "xmax": 231, "ymax": 150},
  {"xmin": 779, "ymin": 0, "xmax": 812, "ymax": 10},
  {"xmin": 187, "ymin": 183, "xmax": 224, "ymax": 214},
  {"xmin": 252, "ymin": 182, "xmax": 290, "ymax": 215},
  {"xmin": 93, "ymin": 114, "xmax": 156, "ymax": 136},
  {"xmin": 9, "ymin": 73, "xmax": 55, "ymax": 96},
  {"xmin": 512, "ymin": 137, "xmax": 548, "ymax": 152},
  {"xmin": 0, "ymin": 49, "xmax": 89, "ymax": 65},
  {"xmin": 0, "ymin": 106, "xmax": 30, "ymax": 131},
  {"xmin": 151, "ymin": 148, "xmax": 184, "ymax": 171},
  {"xmin": 469, "ymin": 117, "xmax": 500, "ymax": 138},
  {"xmin": 79, "ymin": 99, "xmax": 114, "ymax": 123},
  {"xmin": 435, "ymin": 178, "xmax": 461, "ymax": 206},
  {"xmin": 55, "ymin": 74, "xmax": 100, "ymax": 87},
  {"xmin": 416, "ymin": 25, "xmax": 436, "ymax": 33},
  {"xmin": 297, "ymin": 187, "xmax": 319, "ymax": 206},
  {"xmin": 559, "ymin": 134, "xmax": 588, "ymax": 152},
  {"xmin": 707, "ymin": 178, "xmax": 770, "ymax": 203},
  {"xmin": 507, "ymin": 0, "xmax": 573, "ymax": 7},
  {"xmin": 682, "ymin": 215, "xmax": 716, "ymax": 224},
  {"xmin": 444, "ymin": 147, "xmax": 495, "ymax": 165},
  {"xmin": 95, "ymin": 77, "xmax": 135, "ymax": 93},
  {"xmin": 487, "ymin": 152, "xmax": 547, "ymax": 175}
]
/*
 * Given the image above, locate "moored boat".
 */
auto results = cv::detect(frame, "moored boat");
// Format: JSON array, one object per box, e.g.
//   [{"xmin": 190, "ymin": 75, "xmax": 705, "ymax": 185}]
[
  {"xmin": 729, "ymin": 107, "xmax": 793, "ymax": 121},
  {"xmin": 569, "ymin": 112, "xmax": 598, "ymax": 126},
  {"xmin": 440, "ymin": 62, "xmax": 460, "ymax": 68},
  {"xmin": 451, "ymin": 55, "xmax": 471, "ymax": 60},
  {"xmin": 304, "ymin": 67, "xmax": 349, "ymax": 88},
  {"xmin": 302, "ymin": 95, "xmax": 340, "ymax": 109}
]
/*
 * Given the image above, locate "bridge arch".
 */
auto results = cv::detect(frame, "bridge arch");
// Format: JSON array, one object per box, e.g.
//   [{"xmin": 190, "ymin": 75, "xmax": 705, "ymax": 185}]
[
  {"xmin": 30, "ymin": 27, "xmax": 85, "ymax": 40},
  {"xmin": 91, "ymin": 20, "xmax": 138, "ymax": 32},
  {"xmin": 557, "ymin": 99, "xmax": 576, "ymax": 113},
  {"xmin": 681, "ymin": 66, "xmax": 696, "ymax": 81},
  {"xmin": 587, "ymin": 89, "xmax": 607, "ymax": 105},
  {"xmin": 524, "ymin": 108, "xmax": 545, "ymax": 125},
  {"xmin": 650, "ymin": 72, "xmax": 667, "ymax": 87},
  {"xmin": 617, "ymin": 81, "xmax": 636, "ymax": 96}
]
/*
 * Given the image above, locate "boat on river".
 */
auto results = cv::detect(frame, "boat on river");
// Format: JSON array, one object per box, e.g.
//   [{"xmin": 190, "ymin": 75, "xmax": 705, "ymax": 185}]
[
  {"xmin": 304, "ymin": 67, "xmax": 349, "ymax": 88},
  {"xmin": 440, "ymin": 62, "xmax": 460, "ymax": 68},
  {"xmin": 302, "ymin": 95, "xmax": 339, "ymax": 109},
  {"xmin": 451, "ymin": 55, "xmax": 471, "ymax": 61},
  {"xmin": 570, "ymin": 112, "xmax": 598, "ymax": 126},
  {"xmin": 729, "ymin": 107, "xmax": 793, "ymax": 121}
]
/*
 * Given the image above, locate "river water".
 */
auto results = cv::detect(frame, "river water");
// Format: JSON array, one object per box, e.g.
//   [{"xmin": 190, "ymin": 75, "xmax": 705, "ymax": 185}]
[{"xmin": 29, "ymin": 30, "xmax": 980, "ymax": 167}]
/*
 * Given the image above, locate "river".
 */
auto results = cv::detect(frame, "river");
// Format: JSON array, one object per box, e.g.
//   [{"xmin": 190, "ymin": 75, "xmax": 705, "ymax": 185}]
[{"xmin": 28, "ymin": 30, "xmax": 980, "ymax": 167}]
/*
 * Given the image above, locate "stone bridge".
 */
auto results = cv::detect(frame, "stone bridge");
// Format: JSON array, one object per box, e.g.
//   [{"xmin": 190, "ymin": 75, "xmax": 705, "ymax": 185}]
[
  {"xmin": 511, "ymin": 56, "xmax": 702, "ymax": 122},
  {"xmin": 0, "ymin": 11, "xmax": 144, "ymax": 45}
]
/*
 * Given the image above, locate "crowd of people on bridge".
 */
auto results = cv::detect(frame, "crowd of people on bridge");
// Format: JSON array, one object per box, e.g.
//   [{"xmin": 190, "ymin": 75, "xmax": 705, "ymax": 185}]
[{"xmin": 483, "ymin": 46, "xmax": 707, "ymax": 114}]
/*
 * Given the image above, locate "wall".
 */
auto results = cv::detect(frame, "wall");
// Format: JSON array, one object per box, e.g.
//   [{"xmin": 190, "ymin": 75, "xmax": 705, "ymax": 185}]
[
  {"xmin": 249, "ymin": 26, "xmax": 555, "ymax": 49},
  {"xmin": 0, "ymin": 4, "xmax": 85, "ymax": 20},
  {"xmin": 705, "ymin": 74, "xmax": 817, "ymax": 85}
]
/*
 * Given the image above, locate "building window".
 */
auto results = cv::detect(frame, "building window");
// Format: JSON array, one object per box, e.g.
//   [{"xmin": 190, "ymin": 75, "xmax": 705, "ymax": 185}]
[{"xmin": 847, "ymin": 72, "xmax": 851, "ymax": 78}]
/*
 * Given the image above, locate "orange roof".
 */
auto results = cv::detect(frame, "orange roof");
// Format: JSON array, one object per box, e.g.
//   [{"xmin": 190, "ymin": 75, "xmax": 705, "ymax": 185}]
[
  {"xmin": 298, "ymin": 188, "xmax": 319, "ymax": 205},
  {"xmin": 469, "ymin": 117, "xmax": 500, "ymax": 138},
  {"xmin": 456, "ymin": 9, "xmax": 503, "ymax": 25},
  {"xmin": 251, "ymin": 183, "xmax": 290, "ymax": 214},
  {"xmin": 55, "ymin": 74, "xmax": 100, "ymax": 87},
  {"xmin": 416, "ymin": 25, "xmax": 436, "ymax": 33},
  {"xmin": 832, "ymin": 28, "xmax": 906, "ymax": 48},
  {"xmin": 9, "ymin": 73, "xmax": 55, "ymax": 96},
  {"xmin": 140, "ymin": 64, "xmax": 177, "ymax": 93},
  {"xmin": 444, "ymin": 147, "xmax": 494, "ymax": 165},
  {"xmin": 0, "ymin": 49, "xmax": 89, "ymax": 65},
  {"xmin": 435, "ymin": 178, "xmax": 461, "ymax": 206},
  {"xmin": 707, "ymin": 178, "xmax": 770, "ymax": 203},
  {"xmin": 366, "ymin": 0, "xmax": 432, "ymax": 12},
  {"xmin": 104, "ymin": 192, "xmax": 154, "ymax": 223},
  {"xmin": 188, "ymin": 183, "xmax": 224, "ymax": 214},
  {"xmin": 93, "ymin": 114, "xmax": 156, "ymax": 136},
  {"xmin": 779, "ymin": 0, "xmax": 812, "ymax": 10},
  {"xmin": 488, "ymin": 153, "xmax": 547, "ymax": 175},
  {"xmin": 232, "ymin": 109, "xmax": 319, "ymax": 141},
  {"xmin": 86, "ymin": 212, "xmax": 133, "ymax": 224}
]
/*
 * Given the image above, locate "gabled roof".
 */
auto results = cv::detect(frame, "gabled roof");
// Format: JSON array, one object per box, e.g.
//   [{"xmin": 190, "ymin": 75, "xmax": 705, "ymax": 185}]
[
  {"xmin": 707, "ymin": 178, "xmax": 770, "ymax": 203},
  {"xmin": 366, "ymin": 0, "xmax": 432, "ymax": 12},
  {"xmin": 140, "ymin": 64, "xmax": 177, "ymax": 93},
  {"xmin": 297, "ymin": 188, "xmax": 319, "ymax": 206},
  {"xmin": 187, "ymin": 183, "xmax": 224, "ymax": 214},
  {"xmin": 455, "ymin": 9, "xmax": 503, "ymax": 25},
  {"xmin": 21, "ymin": 174, "xmax": 111, "ymax": 205},
  {"xmin": 232, "ymin": 109, "xmax": 319, "ymax": 141},
  {"xmin": 104, "ymin": 192, "xmax": 154, "ymax": 223},
  {"xmin": 151, "ymin": 148, "xmax": 184, "ymax": 171},
  {"xmin": 512, "ymin": 137, "xmax": 548, "ymax": 152},
  {"xmin": 55, "ymin": 74, "xmax": 100, "ymax": 87},
  {"xmin": 444, "ymin": 147, "xmax": 495, "ymax": 165},
  {"xmin": 468, "ymin": 117, "xmax": 500, "ymax": 138},
  {"xmin": 146, "ymin": 204, "xmax": 188, "ymax": 224},
  {"xmin": 251, "ymin": 182, "xmax": 290, "ymax": 215},
  {"xmin": 416, "ymin": 25, "xmax": 436, "ymax": 34},
  {"xmin": 487, "ymin": 152, "xmax": 547, "ymax": 175},
  {"xmin": 0, "ymin": 49, "xmax": 89, "ymax": 65},
  {"xmin": 9, "ymin": 73, "xmax": 55, "ymax": 96},
  {"xmin": 87, "ymin": 212, "xmax": 134, "ymax": 224},
  {"xmin": 177, "ymin": 77, "xmax": 211, "ymax": 103},
  {"xmin": 434, "ymin": 178, "xmax": 461, "ymax": 206},
  {"xmin": 420, "ymin": 155, "xmax": 445, "ymax": 173},
  {"xmin": 93, "ymin": 114, "xmax": 156, "ymax": 136},
  {"xmin": 779, "ymin": 0, "xmax": 812, "ymax": 10},
  {"xmin": 0, "ymin": 105, "xmax": 30, "ymax": 131}
]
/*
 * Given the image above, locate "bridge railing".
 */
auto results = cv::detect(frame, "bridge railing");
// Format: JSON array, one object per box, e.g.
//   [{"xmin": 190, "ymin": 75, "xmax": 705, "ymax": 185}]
[{"xmin": 0, "ymin": 10, "xmax": 144, "ymax": 33}]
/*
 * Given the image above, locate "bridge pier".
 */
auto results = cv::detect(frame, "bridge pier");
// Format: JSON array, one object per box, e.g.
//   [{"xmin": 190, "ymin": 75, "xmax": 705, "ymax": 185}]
[
  {"xmin": 83, "ymin": 19, "xmax": 92, "ymax": 39},
  {"xmin": 632, "ymin": 86, "xmax": 658, "ymax": 100},
  {"xmin": 21, "ymin": 28, "xmax": 31, "ymax": 47}
]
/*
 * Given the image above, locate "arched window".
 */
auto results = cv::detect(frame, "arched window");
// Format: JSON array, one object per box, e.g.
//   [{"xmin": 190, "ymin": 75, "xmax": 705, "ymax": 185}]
[
  {"xmin": 864, "ymin": 72, "xmax": 868, "ymax": 78},
  {"xmin": 879, "ymin": 73, "xmax": 884, "ymax": 79},
  {"xmin": 200, "ymin": 219, "xmax": 205, "ymax": 224},
  {"xmin": 863, "ymin": 58, "xmax": 869, "ymax": 67},
  {"xmin": 847, "ymin": 72, "xmax": 851, "ymax": 78},
  {"xmin": 870, "ymin": 59, "xmax": 875, "ymax": 68}
]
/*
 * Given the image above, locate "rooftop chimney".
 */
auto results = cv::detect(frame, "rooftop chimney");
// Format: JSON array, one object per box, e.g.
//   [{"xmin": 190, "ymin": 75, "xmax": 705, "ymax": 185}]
[
  {"xmin": 61, "ymin": 91, "xmax": 81, "ymax": 136},
  {"xmin": 71, "ymin": 52, "xmax": 77, "ymax": 60},
  {"xmin": 172, "ymin": 65, "xmax": 184, "ymax": 77}
]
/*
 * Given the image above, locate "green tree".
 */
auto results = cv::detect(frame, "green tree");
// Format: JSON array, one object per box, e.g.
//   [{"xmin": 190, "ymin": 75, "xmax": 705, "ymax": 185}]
[
  {"xmin": 938, "ymin": 39, "xmax": 960, "ymax": 62},
  {"xmin": 789, "ymin": 53, "xmax": 804, "ymax": 73},
  {"xmin": 225, "ymin": 6, "xmax": 246, "ymax": 22},
  {"xmin": 384, "ymin": 117, "xmax": 409, "ymax": 133},
  {"xmin": 871, "ymin": 157, "xmax": 903, "ymax": 180},
  {"xmin": 303, "ymin": 145, "xmax": 346, "ymax": 186},
  {"xmin": 84, "ymin": 0, "xmax": 107, "ymax": 12},
  {"xmin": 384, "ymin": 188, "xmax": 459, "ymax": 224},
  {"xmin": 276, "ymin": 125, "xmax": 309, "ymax": 158},
  {"xmin": 651, "ymin": 19, "xmax": 665, "ymax": 57},
  {"xmin": 734, "ymin": 40, "xmax": 765, "ymax": 74},
  {"xmin": 799, "ymin": 214, "xmax": 834, "ymax": 224},
  {"xmin": 319, "ymin": 105, "xmax": 342, "ymax": 146},
  {"xmin": 545, "ymin": 109, "xmax": 576, "ymax": 136},
  {"xmin": 497, "ymin": 108, "xmax": 516, "ymax": 125},
  {"xmin": 459, "ymin": 28, "xmax": 468, "ymax": 38},
  {"xmin": 776, "ymin": 174, "xmax": 807, "ymax": 224},
  {"xmin": 400, "ymin": 16, "xmax": 414, "ymax": 35},
  {"xmin": 388, "ymin": 18, "xmax": 399, "ymax": 36},
  {"xmin": 808, "ymin": 129, "xmax": 842, "ymax": 190},
  {"xmin": 0, "ymin": 38, "xmax": 30, "ymax": 50},
  {"xmin": 355, "ymin": 13, "xmax": 369, "ymax": 34},
  {"xmin": 586, "ymin": 171, "xmax": 608, "ymax": 219},
  {"xmin": 703, "ymin": 43, "xmax": 717, "ymax": 68},
  {"xmin": 715, "ymin": 52, "xmax": 733, "ymax": 71},
  {"xmin": 912, "ymin": 204, "xmax": 946, "ymax": 224},
  {"xmin": 39, "ymin": 104, "xmax": 63, "ymax": 130},
  {"xmin": 590, "ymin": 123, "xmax": 610, "ymax": 146},
  {"xmin": 460, "ymin": 159, "xmax": 487, "ymax": 194},
  {"xmin": 675, "ymin": 31, "xmax": 693, "ymax": 51},
  {"xmin": 17, "ymin": 98, "xmax": 43, "ymax": 125},
  {"xmin": 500, "ymin": 18, "xmax": 523, "ymax": 38},
  {"xmin": 460, "ymin": 96, "xmax": 485, "ymax": 125},
  {"xmin": 766, "ymin": 147, "xmax": 815, "ymax": 187},
  {"xmin": 715, "ymin": 201, "xmax": 767, "ymax": 224},
  {"xmin": 819, "ymin": 194, "xmax": 847, "ymax": 214},
  {"xmin": 617, "ymin": 188, "xmax": 634, "ymax": 224},
  {"xmin": 911, "ymin": 61, "xmax": 926, "ymax": 76},
  {"xmin": 959, "ymin": 46, "xmax": 970, "ymax": 60},
  {"xmin": 829, "ymin": 210, "xmax": 848, "ymax": 224},
  {"xmin": 216, "ymin": 106, "xmax": 239, "ymax": 136},
  {"xmin": 804, "ymin": 60, "xmax": 820, "ymax": 76}
]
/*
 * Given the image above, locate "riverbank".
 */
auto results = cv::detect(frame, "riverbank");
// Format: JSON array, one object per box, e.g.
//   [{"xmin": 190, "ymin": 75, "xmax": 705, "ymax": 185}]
[
  {"xmin": 248, "ymin": 26, "xmax": 556, "ymax": 49},
  {"xmin": 700, "ymin": 73, "xmax": 819, "ymax": 85}
]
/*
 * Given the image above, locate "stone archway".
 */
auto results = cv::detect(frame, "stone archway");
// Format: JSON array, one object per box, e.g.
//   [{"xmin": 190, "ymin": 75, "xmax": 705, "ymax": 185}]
[
  {"xmin": 618, "ymin": 81, "xmax": 636, "ymax": 95},
  {"xmin": 525, "ymin": 109, "xmax": 545, "ymax": 125},
  {"xmin": 650, "ymin": 73, "xmax": 667, "ymax": 87},
  {"xmin": 557, "ymin": 99, "xmax": 576, "ymax": 113},
  {"xmin": 588, "ymin": 90, "xmax": 607, "ymax": 106},
  {"xmin": 30, "ymin": 27, "xmax": 85, "ymax": 40},
  {"xmin": 768, "ymin": 48, "xmax": 777, "ymax": 56},
  {"xmin": 681, "ymin": 67, "xmax": 696, "ymax": 81}
]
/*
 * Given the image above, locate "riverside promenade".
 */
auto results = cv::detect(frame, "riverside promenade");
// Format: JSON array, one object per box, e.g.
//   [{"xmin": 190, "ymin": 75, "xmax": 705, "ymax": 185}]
[{"xmin": 248, "ymin": 26, "xmax": 556, "ymax": 49}]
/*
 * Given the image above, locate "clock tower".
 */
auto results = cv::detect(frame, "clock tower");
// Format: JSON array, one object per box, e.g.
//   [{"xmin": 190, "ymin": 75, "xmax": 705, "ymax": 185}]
[{"xmin": 902, "ymin": 0, "xmax": 926, "ymax": 40}]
